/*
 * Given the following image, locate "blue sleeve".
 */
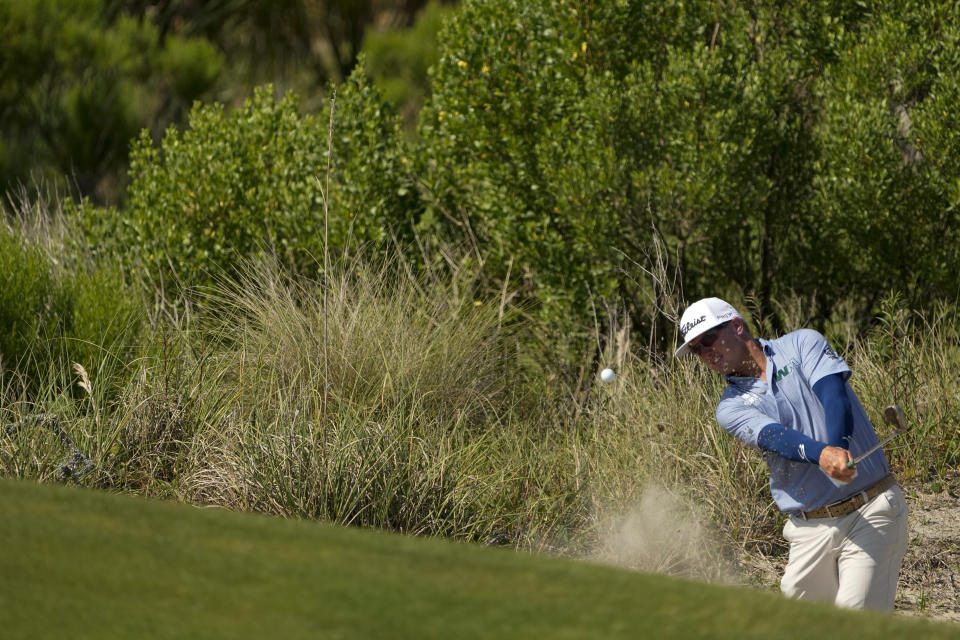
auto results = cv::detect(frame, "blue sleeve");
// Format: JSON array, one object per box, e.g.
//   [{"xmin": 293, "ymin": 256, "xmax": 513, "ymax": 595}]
[
  {"xmin": 812, "ymin": 372, "xmax": 854, "ymax": 448},
  {"xmin": 757, "ymin": 423, "xmax": 827, "ymax": 463}
]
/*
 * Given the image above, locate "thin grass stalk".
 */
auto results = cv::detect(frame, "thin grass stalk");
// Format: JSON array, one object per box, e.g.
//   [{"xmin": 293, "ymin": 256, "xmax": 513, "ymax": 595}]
[{"xmin": 323, "ymin": 89, "xmax": 336, "ymax": 420}]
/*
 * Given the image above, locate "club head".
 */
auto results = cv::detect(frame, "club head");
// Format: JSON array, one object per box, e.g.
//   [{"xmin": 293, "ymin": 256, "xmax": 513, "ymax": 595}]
[{"xmin": 882, "ymin": 404, "xmax": 907, "ymax": 431}]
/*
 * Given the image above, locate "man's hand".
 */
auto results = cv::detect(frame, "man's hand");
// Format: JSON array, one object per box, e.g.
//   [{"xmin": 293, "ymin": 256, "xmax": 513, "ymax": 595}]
[{"xmin": 819, "ymin": 445, "xmax": 857, "ymax": 482}]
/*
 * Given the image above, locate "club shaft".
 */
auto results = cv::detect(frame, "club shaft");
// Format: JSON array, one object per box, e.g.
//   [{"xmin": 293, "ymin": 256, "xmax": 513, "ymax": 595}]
[{"xmin": 848, "ymin": 430, "xmax": 902, "ymax": 466}]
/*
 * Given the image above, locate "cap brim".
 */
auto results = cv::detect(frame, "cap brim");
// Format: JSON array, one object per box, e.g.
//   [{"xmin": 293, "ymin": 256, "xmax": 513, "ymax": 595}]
[
  {"xmin": 674, "ymin": 341, "xmax": 693, "ymax": 359},
  {"xmin": 673, "ymin": 318, "xmax": 729, "ymax": 359}
]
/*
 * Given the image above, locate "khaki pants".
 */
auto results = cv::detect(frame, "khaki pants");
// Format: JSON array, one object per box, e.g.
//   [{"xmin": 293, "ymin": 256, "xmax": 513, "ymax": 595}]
[{"xmin": 780, "ymin": 486, "xmax": 909, "ymax": 611}]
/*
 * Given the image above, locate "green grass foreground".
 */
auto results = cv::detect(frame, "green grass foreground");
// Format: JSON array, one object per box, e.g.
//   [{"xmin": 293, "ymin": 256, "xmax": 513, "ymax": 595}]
[{"xmin": 1, "ymin": 480, "xmax": 957, "ymax": 640}]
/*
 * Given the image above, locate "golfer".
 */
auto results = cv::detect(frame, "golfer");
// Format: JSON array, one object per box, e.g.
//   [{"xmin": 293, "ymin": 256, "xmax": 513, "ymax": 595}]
[{"xmin": 675, "ymin": 297, "xmax": 908, "ymax": 610}]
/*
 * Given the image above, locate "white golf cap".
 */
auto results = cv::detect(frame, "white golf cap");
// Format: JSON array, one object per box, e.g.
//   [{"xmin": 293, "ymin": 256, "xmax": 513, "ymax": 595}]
[{"xmin": 674, "ymin": 297, "xmax": 742, "ymax": 358}]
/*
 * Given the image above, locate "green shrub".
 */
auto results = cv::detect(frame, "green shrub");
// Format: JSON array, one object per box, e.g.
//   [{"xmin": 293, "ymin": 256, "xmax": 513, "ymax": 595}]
[
  {"xmin": 77, "ymin": 86, "xmax": 329, "ymax": 285},
  {"xmin": 811, "ymin": 1, "xmax": 960, "ymax": 309},
  {"xmin": 327, "ymin": 56, "xmax": 423, "ymax": 252},
  {"xmin": 418, "ymin": 0, "xmax": 821, "ymax": 339},
  {"xmin": 0, "ymin": 229, "xmax": 63, "ymax": 379},
  {"xmin": 417, "ymin": 0, "xmax": 636, "ymax": 344},
  {"xmin": 73, "ymin": 60, "xmax": 418, "ymax": 290},
  {"xmin": 417, "ymin": 0, "xmax": 960, "ymax": 346}
]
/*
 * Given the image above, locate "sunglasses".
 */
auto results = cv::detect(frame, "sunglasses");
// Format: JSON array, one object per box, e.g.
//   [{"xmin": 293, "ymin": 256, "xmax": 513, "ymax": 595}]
[{"xmin": 690, "ymin": 321, "xmax": 730, "ymax": 355}]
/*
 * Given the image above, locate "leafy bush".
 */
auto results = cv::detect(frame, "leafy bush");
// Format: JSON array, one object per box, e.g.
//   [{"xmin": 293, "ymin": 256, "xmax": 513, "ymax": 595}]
[
  {"xmin": 73, "ymin": 60, "xmax": 418, "ymax": 290},
  {"xmin": 418, "ymin": 0, "xmax": 814, "ymax": 335},
  {"xmin": 417, "ymin": 0, "xmax": 635, "ymax": 342},
  {"xmin": 327, "ymin": 56, "xmax": 423, "ymax": 252},
  {"xmin": 417, "ymin": 0, "xmax": 960, "ymax": 345},
  {"xmin": 110, "ymin": 86, "xmax": 328, "ymax": 284},
  {"xmin": 811, "ymin": 1, "xmax": 960, "ymax": 309}
]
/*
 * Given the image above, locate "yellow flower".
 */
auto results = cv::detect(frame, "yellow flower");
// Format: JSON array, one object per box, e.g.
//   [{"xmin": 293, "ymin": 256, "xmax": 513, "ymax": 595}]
[
  {"xmin": 474, "ymin": 300, "xmax": 483, "ymax": 306},
  {"xmin": 457, "ymin": 60, "xmax": 468, "ymax": 68},
  {"xmin": 482, "ymin": 64, "xmax": 489, "ymax": 74}
]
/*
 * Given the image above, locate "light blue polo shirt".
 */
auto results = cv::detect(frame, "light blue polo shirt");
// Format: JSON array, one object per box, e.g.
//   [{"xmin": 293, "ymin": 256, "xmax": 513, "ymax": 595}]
[{"xmin": 716, "ymin": 329, "xmax": 890, "ymax": 513}]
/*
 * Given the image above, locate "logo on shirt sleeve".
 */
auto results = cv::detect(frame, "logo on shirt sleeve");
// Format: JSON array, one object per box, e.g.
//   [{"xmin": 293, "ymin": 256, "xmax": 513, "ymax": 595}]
[{"xmin": 823, "ymin": 346, "xmax": 841, "ymax": 361}]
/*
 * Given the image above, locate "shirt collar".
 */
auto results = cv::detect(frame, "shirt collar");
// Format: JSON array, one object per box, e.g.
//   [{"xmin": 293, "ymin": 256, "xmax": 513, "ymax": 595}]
[
  {"xmin": 725, "ymin": 373, "xmax": 764, "ymax": 389},
  {"xmin": 759, "ymin": 338, "xmax": 775, "ymax": 357},
  {"xmin": 724, "ymin": 338, "xmax": 775, "ymax": 389}
]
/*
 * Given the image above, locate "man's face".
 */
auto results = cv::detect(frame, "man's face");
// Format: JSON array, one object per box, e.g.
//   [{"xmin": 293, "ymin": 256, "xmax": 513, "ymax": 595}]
[{"xmin": 690, "ymin": 320, "xmax": 740, "ymax": 374}]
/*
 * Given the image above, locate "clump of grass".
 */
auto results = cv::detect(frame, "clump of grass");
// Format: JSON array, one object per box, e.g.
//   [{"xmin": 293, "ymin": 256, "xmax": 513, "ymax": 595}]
[
  {"xmin": 72, "ymin": 255, "xmax": 585, "ymax": 547},
  {"xmin": 0, "ymin": 190, "xmax": 142, "ymax": 400},
  {"xmin": 182, "ymin": 257, "xmax": 510, "ymax": 528},
  {"xmin": 846, "ymin": 296, "xmax": 960, "ymax": 480}
]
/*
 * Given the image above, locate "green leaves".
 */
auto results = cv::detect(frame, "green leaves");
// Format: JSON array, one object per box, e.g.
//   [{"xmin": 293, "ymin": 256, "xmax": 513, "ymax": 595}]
[
  {"xmin": 90, "ymin": 87, "xmax": 328, "ymax": 284},
  {"xmin": 811, "ymin": 0, "xmax": 960, "ymax": 306},
  {"xmin": 0, "ymin": 0, "xmax": 224, "ymax": 202},
  {"xmin": 32, "ymin": 0, "xmax": 960, "ymax": 350},
  {"xmin": 420, "ymin": 0, "xmax": 630, "ymax": 330},
  {"xmin": 418, "ymin": 0, "xmax": 960, "ymax": 340},
  {"xmin": 74, "ymin": 59, "xmax": 418, "ymax": 292},
  {"xmin": 328, "ymin": 59, "xmax": 422, "ymax": 250}
]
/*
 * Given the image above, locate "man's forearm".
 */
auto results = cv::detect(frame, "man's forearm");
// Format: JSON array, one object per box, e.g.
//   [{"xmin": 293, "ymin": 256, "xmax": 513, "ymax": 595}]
[{"xmin": 757, "ymin": 423, "xmax": 827, "ymax": 463}]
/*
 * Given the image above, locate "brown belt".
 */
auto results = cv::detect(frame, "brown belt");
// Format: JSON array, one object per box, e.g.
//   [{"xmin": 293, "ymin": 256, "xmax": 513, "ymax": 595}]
[{"xmin": 799, "ymin": 474, "xmax": 898, "ymax": 519}]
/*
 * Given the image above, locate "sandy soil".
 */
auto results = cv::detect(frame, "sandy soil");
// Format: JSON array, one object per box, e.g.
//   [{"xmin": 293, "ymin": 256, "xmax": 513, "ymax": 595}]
[{"xmin": 896, "ymin": 473, "xmax": 960, "ymax": 622}]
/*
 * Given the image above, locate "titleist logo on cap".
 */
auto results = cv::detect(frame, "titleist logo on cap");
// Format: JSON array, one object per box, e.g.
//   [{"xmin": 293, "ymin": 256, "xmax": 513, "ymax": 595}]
[{"xmin": 681, "ymin": 315, "xmax": 707, "ymax": 335}]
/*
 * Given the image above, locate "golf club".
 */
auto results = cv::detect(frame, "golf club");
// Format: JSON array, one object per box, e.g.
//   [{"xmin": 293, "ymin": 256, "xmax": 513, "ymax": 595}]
[{"xmin": 847, "ymin": 404, "xmax": 908, "ymax": 468}]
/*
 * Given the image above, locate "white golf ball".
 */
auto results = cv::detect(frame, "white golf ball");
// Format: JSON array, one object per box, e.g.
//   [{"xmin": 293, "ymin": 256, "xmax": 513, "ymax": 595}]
[{"xmin": 600, "ymin": 368, "xmax": 616, "ymax": 383}]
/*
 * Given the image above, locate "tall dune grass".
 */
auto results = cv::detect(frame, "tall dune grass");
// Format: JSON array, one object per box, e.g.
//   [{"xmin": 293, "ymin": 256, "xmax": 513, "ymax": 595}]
[{"xmin": 1, "ymin": 202, "xmax": 958, "ymax": 585}]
